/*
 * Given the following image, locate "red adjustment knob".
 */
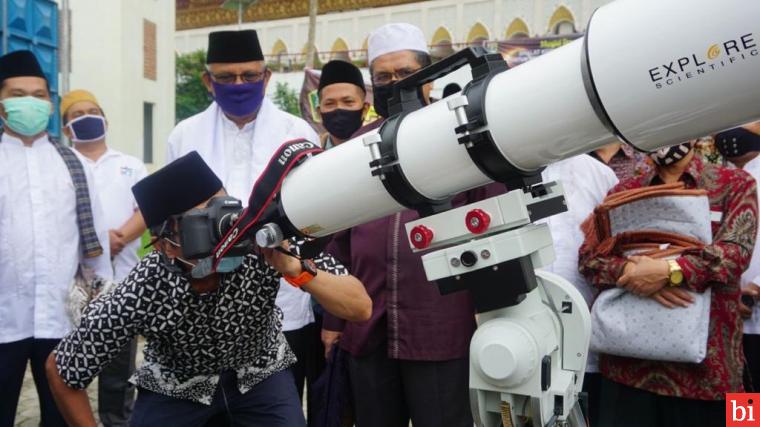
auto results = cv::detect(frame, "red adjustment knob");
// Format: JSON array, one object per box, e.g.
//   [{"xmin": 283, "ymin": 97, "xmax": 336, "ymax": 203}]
[
  {"xmin": 410, "ymin": 225, "xmax": 434, "ymax": 250},
  {"xmin": 466, "ymin": 209, "xmax": 491, "ymax": 234}
]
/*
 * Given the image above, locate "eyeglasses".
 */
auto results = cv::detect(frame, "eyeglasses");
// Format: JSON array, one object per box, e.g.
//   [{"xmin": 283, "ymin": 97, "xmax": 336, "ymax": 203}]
[
  {"xmin": 146, "ymin": 218, "xmax": 179, "ymax": 248},
  {"xmin": 371, "ymin": 67, "xmax": 420, "ymax": 86},
  {"xmin": 209, "ymin": 70, "xmax": 267, "ymax": 85},
  {"xmin": 145, "ymin": 226, "xmax": 178, "ymax": 249}
]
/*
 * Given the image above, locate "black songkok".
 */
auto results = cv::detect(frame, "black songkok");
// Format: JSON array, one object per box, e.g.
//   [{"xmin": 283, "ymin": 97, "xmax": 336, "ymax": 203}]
[
  {"xmin": 133, "ymin": 151, "xmax": 223, "ymax": 228},
  {"xmin": 206, "ymin": 30, "xmax": 264, "ymax": 64},
  {"xmin": 0, "ymin": 50, "xmax": 46, "ymax": 85},
  {"xmin": 318, "ymin": 60, "xmax": 366, "ymax": 93}
]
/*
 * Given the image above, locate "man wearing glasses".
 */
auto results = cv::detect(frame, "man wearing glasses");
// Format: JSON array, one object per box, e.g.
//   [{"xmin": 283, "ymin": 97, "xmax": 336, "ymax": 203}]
[
  {"xmin": 320, "ymin": 23, "xmax": 485, "ymax": 427},
  {"xmin": 366, "ymin": 24, "xmax": 433, "ymax": 121},
  {"xmin": 331, "ymin": 23, "xmax": 433, "ymax": 141},
  {"xmin": 165, "ymin": 30, "xmax": 322, "ymax": 420}
]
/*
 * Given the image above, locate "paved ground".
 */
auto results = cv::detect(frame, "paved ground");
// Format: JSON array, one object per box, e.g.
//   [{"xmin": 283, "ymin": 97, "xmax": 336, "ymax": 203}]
[
  {"xmin": 13, "ymin": 339, "xmax": 313, "ymax": 426},
  {"xmin": 14, "ymin": 365, "xmax": 103, "ymax": 427},
  {"xmin": 13, "ymin": 340, "xmax": 148, "ymax": 427}
]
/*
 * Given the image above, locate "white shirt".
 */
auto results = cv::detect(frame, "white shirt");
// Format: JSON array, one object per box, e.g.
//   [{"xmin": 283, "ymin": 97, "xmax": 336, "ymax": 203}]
[
  {"xmin": 739, "ymin": 155, "xmax": 760, "ymax": 334},
  {"xmin": 0, "ymin": 133, "xmax": 112, "ymax": 343},
  {"xmin": 540, "ymin": 154, "xmax": 619, "ymax": 372},
  {"xmin": 221, "ymin": 118, "xmax": 257, "ymax": 202},
  {"xmin": 77, "ymin": 148, "xmax": 148, "ymax": 282},
  {"xmin": 167, "ymin": 100, "xmax": 320, "ymax": 331}
]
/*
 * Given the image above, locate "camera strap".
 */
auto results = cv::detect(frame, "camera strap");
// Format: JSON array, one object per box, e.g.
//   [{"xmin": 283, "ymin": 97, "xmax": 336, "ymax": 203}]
[{"xmin": 210, "ymin": 139, "xmax": 323, "ymax": 272}]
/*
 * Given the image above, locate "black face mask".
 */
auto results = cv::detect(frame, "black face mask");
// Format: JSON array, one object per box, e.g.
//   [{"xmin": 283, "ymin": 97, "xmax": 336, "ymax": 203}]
[
  {"xmin": 321, "ymin": 108, "xmax": 364, "ymax": 140},
  {"xmin": 715, "ymin": 127, "xmax": 760, "ymax": 158},
  {"xmin": 372, "ymin": 83, "xmax": 394, "ymax": 119},
  {"xmin": 649, "ymin": 142, "xmax": 692, "ymax": 167}
]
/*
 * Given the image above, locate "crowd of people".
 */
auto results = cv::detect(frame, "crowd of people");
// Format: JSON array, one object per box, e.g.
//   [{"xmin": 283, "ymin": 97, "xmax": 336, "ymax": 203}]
[{"xmin": 0, "ymin": 18, "xmax": 759, "ymax": 427}]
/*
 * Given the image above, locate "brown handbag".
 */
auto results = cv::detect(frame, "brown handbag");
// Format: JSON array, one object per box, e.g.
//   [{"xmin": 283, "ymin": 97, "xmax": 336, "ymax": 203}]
[{"xmin": 582, "ymin": 183, "xmax": 709, "ymax": 261}]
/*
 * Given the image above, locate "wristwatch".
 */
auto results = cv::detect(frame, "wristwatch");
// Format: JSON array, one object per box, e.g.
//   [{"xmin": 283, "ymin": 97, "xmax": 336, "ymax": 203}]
[
  {"xmin": 284, "ymin": 259, "xmax": 318, "ymax": 288},
  {"xmin": 667, "ymin": 259, "xmax": 684, "ymax": 287}
]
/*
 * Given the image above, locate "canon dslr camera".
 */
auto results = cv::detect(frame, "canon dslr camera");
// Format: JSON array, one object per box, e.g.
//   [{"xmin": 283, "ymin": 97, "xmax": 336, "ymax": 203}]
[{"xmin": 179, "ymin": 196, "xmax": 253, "ymax": 259}]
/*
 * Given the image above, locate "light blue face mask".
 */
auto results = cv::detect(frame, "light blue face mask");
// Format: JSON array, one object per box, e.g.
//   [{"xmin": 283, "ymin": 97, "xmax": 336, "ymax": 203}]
[
  {"xmin": 0, "ymin": 96, "xmax": 52, "ymax": 136},
  {"xmin": 190, "ymin": 256, "xmax": 245, "ymax": 279},
  {"xmin": 165, "ymin": 237, "xmax": 244, "ymax": 279}
]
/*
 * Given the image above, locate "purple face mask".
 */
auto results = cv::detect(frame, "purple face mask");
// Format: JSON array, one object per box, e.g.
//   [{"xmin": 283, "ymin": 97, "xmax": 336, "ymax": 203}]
[{"xmin": 211, "ymin": 80, "xmax": 265, "ymax": 117}]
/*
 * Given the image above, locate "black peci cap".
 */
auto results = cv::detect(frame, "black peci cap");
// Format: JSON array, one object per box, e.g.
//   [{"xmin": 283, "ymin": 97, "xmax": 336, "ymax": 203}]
[
  {"xmin": 0, "ymin": 50, "xmax": 46, "ymax": 85},
  {"xmin": 318, "ymin": 60, "xmax": 366, "ymax": 94},
  {"xmin": 133, "ymin": 151, "xmax": 223, "ymax": 228},
  {"xmin": 206, "ymin": 30, "xmax": 264, "ymax": 64}
]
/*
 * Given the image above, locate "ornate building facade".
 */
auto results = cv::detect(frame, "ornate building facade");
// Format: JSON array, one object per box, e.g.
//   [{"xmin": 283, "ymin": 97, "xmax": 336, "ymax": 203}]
[
  {"xmin": 177, "ymin": 0, "xmax": 424, "ymax": 30},
  {"xmin": 175, "ymin": 0, "xmax": 612, "ymax": 65}
]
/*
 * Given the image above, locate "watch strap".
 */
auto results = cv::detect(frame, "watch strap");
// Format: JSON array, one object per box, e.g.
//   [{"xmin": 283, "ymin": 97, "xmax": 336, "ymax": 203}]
[{"xmin": 284, "ymin": 259, "xmax": 317, "ymax": 288}]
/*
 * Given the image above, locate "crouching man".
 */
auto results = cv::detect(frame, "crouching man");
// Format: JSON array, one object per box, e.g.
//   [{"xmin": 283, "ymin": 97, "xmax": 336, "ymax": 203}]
[{"xmin": 46, "ymin": 152, "xmax": 372, "ymax": 427}]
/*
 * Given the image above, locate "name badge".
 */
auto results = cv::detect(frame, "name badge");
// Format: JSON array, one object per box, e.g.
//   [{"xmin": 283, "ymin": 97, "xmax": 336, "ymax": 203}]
[{"xmin": 710, "ymin": 210, "xmax": 723, "ymax": 223}]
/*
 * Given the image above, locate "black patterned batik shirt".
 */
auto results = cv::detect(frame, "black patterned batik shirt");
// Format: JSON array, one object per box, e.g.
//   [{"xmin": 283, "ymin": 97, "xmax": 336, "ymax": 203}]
[{"xmin": 54, "ymin": 247, "xmax": 348, "ymax": 405}]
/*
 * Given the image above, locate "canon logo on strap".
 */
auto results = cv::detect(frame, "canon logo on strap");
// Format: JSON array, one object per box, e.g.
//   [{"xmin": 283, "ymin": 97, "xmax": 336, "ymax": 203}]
[
  {"xmin": 278, "ymin": 141, "xmax": 318, "ymax": 166},
  {"xmin": 214, "ymin": 228, "xmax": 239, "ymax": 261},
  {"xmin": 210, "ymin": 139, "xmax": 323, "ymax": 272}
]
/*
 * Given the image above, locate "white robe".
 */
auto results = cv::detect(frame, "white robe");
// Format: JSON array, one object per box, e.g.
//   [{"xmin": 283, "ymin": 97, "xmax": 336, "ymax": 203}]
[
  {"xmin": 167, "ymin": 99, "xmax": 318, "ymax": 202},
  {"xmin": 78, "ymin": 148, "xmax": 148, "ymax": 282},
  {"xmin": 540, "ymin": 153, "xmax": 619, "ymax": 372},
  {"xmin": 0, "ymin": 133, "xmax": 112, "ymax": 343},
  {"xmin": 166, "ymin": 99, "xmax": 320, "ymax": 332}
]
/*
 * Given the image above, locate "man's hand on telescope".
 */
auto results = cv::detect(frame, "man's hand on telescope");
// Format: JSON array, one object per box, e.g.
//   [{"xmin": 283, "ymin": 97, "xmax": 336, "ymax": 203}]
[
  {"xmin": 258, "ymin": 241, "xmax": 302, "ymax": 277},
  {"xmin": 617, "ymin": 255, "xmax": 669, "ymax": 297},
  {"xmin": 258, "ymin": 243, "xmax": 372, "ymax": 322}
]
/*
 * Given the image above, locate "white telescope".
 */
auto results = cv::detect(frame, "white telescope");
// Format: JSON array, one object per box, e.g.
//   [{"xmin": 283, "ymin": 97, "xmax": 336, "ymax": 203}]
[
  {"xmin": 278, "ymin": 0, "xmax": 760, "ymax": 237},
  {"xmin": 250, "ymin": 0, "xmax": 760, "ymax": 425}
]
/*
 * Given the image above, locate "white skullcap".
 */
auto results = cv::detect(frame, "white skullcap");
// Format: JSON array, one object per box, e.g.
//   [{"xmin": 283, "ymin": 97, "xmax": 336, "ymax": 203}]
[{"xmin": 367, "ymin": 23, "xmax": 429, "ymax": 64}]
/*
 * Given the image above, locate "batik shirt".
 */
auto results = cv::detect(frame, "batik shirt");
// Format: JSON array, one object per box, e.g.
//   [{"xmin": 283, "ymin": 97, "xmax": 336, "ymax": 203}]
[
  {"xmin": 600, "ymin": 144, "xmax": 654, "ymax": 182},
  {"xmin": 54, "ymin": 247, "xmax": 347, "ymax": 405},
  {"xmin": 579, "ymin": 156, "xmax": 758, "ymax": 400}
]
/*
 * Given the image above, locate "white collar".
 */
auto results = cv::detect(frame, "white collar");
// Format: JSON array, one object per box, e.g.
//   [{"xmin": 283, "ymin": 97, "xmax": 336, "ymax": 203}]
[
  {"xmin": 76, "ymin": 146, "xmax": 120, "ymax": 165},
  {"xmin": 1, "ymin": 131, "xmax": 50, "ymax": 148},
  {"xmin": 219, "ymin": 110, "xmax": 257, "ymax": 133}
]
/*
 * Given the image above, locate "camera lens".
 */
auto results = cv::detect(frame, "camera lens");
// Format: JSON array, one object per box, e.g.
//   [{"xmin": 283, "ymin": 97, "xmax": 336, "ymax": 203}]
[
  {"xmin": 217, "ymin": 212, "xmax": 239, "ymax": 238},
  {"xmin": 460, "ymin": 251, "xmax": 478, "ymax": 267}
]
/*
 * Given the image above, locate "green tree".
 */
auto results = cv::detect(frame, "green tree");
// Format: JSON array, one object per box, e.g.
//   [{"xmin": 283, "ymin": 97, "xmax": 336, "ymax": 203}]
[
  {"xmin": 176, "ymin": 50, "xmax": 211, "ymax": 123},
  {"xmin": 272, "ymin": 82, "xmax": 301, "ymax": 117}
]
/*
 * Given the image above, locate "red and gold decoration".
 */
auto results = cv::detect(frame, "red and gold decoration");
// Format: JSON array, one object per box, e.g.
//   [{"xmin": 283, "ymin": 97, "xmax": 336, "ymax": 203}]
[{"xmin": 177, "ymin": 0, "xmax": 427, "ymax": 30}]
